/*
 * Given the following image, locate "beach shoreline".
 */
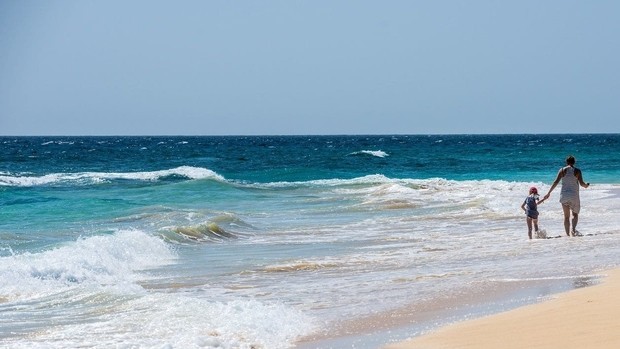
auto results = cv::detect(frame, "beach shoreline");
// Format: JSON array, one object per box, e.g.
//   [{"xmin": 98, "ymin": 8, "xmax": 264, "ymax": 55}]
[
  {"xmin": 383, "ymin": 268, "xmax": 620, "ymax": 349},
  {"xmin": 295, "ymin": 271, "xmax": 604, "ymax": 349}
]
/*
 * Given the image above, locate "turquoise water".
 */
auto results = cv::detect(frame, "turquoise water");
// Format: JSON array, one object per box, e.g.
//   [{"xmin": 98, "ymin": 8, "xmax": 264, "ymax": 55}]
[{"xmin": 1, "ymin": 135, "xmax": 619, "ymax": 348}]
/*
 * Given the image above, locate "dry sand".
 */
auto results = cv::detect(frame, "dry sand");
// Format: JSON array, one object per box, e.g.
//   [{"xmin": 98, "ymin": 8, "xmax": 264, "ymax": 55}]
[{"xmin": 384, "ymin": 268, "xmax": 620, "ymax": 349}]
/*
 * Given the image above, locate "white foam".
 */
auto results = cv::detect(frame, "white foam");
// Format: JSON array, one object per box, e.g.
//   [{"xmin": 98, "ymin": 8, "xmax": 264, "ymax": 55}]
[
  {"xmin": 0, "ymin": 230, "xmax": 176, "ymax": 300},
  {"xmin": 0, "ymin": 230, "xmax": 313, "ymax": 349},
  {"xmin": 240, "ymin": 177, "xmax": 620, "ymax": 224},
  {"xmin": 249, "ymin": 174, "xmax": 395, "ymax": 189},
  {"xmin": 40, "ymin": 140, "xmax": 75, "ymax": 146},
  {"xmin": 0, "ymin": 166, "xmax": 225, "ymax": 187},
  {"xmin": 0, "ymin": 295, "xmax": 314, "ymax": 349},
  {"xmin": 350, "ymin": 150, "xmax": 389, "ymax": 158}
]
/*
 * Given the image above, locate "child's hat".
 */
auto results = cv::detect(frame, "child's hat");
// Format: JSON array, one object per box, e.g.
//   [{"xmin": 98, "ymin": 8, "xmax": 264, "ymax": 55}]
[{"xmin": 529, "ymin": 187, "xmax": 538, "ymax": 194}]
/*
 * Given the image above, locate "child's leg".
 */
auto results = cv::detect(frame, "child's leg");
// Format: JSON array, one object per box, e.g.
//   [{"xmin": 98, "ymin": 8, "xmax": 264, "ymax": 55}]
[
  {"xmin": 526, "ymin": 217, "xmax": 533, "ymax": 239},
  {"xmin": 533, "ymin": 218, "xmax": 539, "ymax": 232}
]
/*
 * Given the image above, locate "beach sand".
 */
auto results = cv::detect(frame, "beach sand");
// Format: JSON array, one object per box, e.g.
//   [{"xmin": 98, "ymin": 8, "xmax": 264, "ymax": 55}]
[{"xmin": 383, "ymin": 268, "xmax": 620, "ymax": 349}]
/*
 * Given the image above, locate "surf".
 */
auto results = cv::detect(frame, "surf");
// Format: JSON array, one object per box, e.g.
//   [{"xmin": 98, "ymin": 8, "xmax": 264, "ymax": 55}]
[
  {"xmin": 0, "ymin": 230, "xmax": 314, "ymax": 349},
  {"xmin": 349, "ymin": 150, "xmax": 390, "ymax": 158},
  {"xmin": 0, "ymin": 230, "xmax": 176, "ymax": 300},
  {"xmin": 0, "ymin": 166, "xmax": 225, "ymax": 187}
]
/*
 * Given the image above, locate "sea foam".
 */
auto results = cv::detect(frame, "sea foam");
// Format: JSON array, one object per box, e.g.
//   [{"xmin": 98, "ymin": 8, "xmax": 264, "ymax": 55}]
[
  {"xmin": 0, "ymin": 230, "xmax": 314, "ymax": 349},
  {"xmin": 0, "ymin": 230, "xmax": 175, "ymax": 300},
  {"xmin": 0, "ymin": 166, "xmax": 225, "ymax": 187},
  {"xmin": 350, "ymin": 150, "xmax": 389, "ymax": 157}
]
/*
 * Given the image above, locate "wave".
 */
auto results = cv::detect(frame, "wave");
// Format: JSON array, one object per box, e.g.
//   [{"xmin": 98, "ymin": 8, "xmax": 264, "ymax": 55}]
[
  {"xmin": 349, "ymin": 150, "xmax": 389, "ymax": 158},
  {"xmin": 0, "ymin": 230, "xmax": 175, "ymax": 301},
  {"xmin": 160, "ymin": 214, "xmax": 254, "ymax": 244},
  {"xmin": 0, "ymin": 166, "xmax": 225, "ymax": 187},
  {"xmin": 263, "ymin": 260, "xmax": 343, "ymax": 273},
  {"xmin": 0, "ymin": 294, "xmax": 314, "ymax": 349},
  {"xmin": 169, "ymin": 223, "xmax": 242, "ymax": 242},
  {"xmin": 237, "ymin": 177, "xmax": 620, "ymax": 221},
  {"xmin": 0, "ymin": 230, "xmax": 313, "ymax": 349},
  {"xmin": 244, "ymin": 174, "xmax": 397, "ymax": 190},
  {"xmin": 41, "ymin": 140, "xmax": 75, "ymax": 146},
  {"xmin": 243, "ymin": 174, "xmax": 527, "ymax": 193}
]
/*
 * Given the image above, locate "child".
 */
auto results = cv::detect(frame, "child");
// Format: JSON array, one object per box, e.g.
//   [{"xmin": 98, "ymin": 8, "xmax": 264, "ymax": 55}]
[{"xmin": 521, "ymin": 187, "xmax": 546, "ymax": 239}]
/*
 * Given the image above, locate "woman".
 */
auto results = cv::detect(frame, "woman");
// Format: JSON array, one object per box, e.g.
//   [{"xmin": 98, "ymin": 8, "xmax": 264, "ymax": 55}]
[{"xmin": 543, "ymin": 155, "xmax": 590, "ymax": 236}]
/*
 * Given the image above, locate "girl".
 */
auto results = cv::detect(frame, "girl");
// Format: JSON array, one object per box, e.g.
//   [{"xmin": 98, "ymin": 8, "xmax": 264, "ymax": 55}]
[{"xmin": 521, "ymin": 187, "xmax": 546, "ymax": 239}]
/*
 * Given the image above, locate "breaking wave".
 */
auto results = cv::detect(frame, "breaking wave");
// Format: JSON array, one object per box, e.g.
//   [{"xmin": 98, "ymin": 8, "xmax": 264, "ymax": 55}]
[
  {"xmin": 349, "ymin": 150, "xmax": 389, "ymax": 158},
  {"xmin": 0, "ymin": 166, "xmax": 225, "ymax": 187}
]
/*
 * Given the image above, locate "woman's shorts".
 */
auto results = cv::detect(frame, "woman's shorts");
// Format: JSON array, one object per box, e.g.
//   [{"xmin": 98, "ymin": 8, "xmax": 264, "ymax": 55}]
[{"xmin": 560, "ymin": 197, "xmax": 580, "ymax": 214}]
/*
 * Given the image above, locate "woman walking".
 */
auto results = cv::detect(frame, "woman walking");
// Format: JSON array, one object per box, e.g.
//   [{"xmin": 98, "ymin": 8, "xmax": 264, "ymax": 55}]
[{"xmin": 543, "ymin": 155, "xmax": 590, "ymax": 236}]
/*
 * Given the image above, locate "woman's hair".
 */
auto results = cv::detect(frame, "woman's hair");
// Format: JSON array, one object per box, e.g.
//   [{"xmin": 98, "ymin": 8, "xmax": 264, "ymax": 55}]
[{"xmin": 566, "ymin": 155, "xmax": 576, "ymax": 165}]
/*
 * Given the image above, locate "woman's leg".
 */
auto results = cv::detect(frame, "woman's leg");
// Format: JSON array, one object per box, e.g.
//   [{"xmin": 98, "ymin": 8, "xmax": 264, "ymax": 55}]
[
  {"xmin": 562, "ymin": 204, "xmax": 571, "ymax": 236},
  {"xmin": 571, "ymin": 211, "xmax": 579, "ymax": 235}
]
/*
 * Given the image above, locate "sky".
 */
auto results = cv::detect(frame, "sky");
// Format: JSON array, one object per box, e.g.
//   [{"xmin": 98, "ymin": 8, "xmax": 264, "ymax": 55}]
[{"xmin": 1, "ymin": 1, "xmax": 619, "ymax": 136}]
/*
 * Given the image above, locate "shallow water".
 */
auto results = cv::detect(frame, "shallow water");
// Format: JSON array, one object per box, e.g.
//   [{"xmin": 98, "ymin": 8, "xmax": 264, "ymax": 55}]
[{"xmin": 1, "ymin": 135, "xmax": 619, "ymax": 348}]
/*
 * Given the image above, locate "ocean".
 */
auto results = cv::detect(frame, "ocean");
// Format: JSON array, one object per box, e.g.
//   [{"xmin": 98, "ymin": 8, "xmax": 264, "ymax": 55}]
[{"xmin": 1, "ymin": 134, "xmax": 619, "ymax": 349}]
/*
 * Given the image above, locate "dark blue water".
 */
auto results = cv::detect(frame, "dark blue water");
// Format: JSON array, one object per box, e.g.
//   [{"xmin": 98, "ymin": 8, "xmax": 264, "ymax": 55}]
[{"xmin": 2, "ymin": 134, "xmax": 618, "ymax": 183}]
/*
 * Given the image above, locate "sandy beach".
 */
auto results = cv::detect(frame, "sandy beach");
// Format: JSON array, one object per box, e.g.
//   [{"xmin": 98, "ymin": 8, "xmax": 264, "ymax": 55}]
[{"xmin": 384, "ymin": 268, "xmax": 620, "ymax": 349}]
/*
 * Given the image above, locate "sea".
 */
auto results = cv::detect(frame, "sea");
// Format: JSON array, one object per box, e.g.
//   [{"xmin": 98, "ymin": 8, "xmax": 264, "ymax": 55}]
[{"xmin": 1, "ymin": 134, "xmax": 619, "ymax": 349}]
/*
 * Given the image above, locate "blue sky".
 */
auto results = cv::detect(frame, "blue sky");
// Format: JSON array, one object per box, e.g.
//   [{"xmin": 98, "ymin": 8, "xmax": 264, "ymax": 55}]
[{"xmin": 1, "ymin": 1, "xmax": 619, "ymax": 135}]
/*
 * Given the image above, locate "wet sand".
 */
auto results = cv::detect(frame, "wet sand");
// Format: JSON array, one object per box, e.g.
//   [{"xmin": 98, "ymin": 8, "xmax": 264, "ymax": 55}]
[{"xmin": 384, "ymin": 268, "xmax": 620, "ymax": 349}]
